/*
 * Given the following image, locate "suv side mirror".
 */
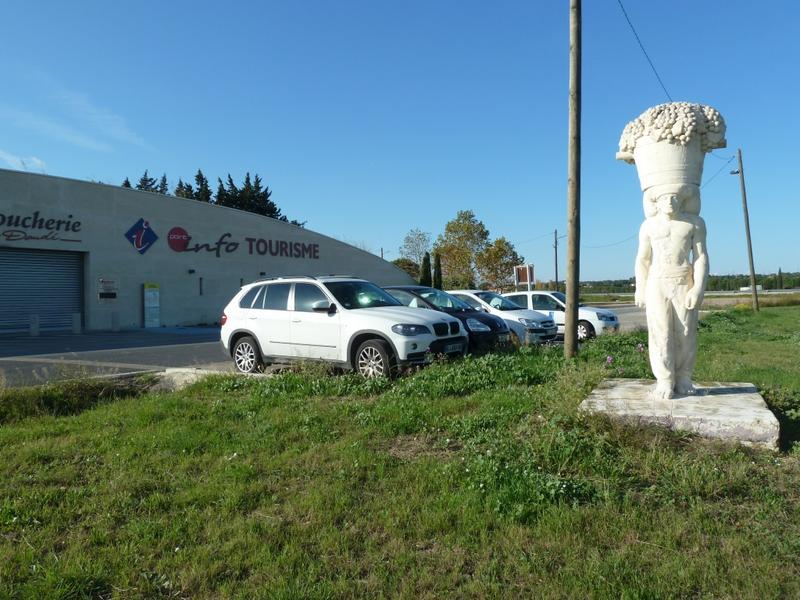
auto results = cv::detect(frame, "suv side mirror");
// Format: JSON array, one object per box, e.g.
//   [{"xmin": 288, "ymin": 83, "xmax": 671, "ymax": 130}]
[{"xmin": 312, "ymin": 300, "xmax": 337, "ymax": 314}]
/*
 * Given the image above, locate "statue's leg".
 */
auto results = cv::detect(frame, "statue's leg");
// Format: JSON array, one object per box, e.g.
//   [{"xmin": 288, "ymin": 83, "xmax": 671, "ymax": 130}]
[
  {"xmin": 645, "ymin": 278, "xmax": 674, "ymax": 400},
  {"xmin": 674, "ymin": 282, "xmax": 699, "ymax": 396}
]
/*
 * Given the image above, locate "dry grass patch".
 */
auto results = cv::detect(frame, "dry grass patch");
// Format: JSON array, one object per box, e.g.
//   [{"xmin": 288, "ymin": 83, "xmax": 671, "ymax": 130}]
[{"xmin": 387, "ymin": 434, "xmax": 461, "ymax": 461}]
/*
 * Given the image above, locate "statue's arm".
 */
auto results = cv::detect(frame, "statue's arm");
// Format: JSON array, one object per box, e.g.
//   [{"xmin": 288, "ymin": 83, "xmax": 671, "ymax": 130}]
[
  {"xmin": 686, "ymin": 217, "xmax": 708, "ymax": 310},
  {"xmin": 634, "ymin": 221, "xmax": 651, "ymax": 308}
]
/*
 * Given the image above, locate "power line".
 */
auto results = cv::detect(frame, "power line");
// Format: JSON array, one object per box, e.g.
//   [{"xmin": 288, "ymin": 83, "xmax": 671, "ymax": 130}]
[
  {"xmin": 708, "ymin": 151, "xmax": 736, "ymax": 161},
  {"xmin": 582, "ymin": 233, "xmax": 638, "ymax": 249},
  {"xmin": 701, "ymin": 156, "xmax": 735, "ymax": 189},
  {"xmin": 516, "ymin": 231, "xmax": 554, "ymax": 245},
  {"xmin": 616, "ymin": 0, "xmax": 672, "ymax": 101}
]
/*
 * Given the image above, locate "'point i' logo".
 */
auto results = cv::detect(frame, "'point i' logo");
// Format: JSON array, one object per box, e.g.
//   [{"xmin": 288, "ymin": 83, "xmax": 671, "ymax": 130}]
[
  {"xmin": 124, "ymin": 218, "xmax": 158, "ymax": 255},
  {"xmin": 167, "ymin": 227, "xmax": 191, "ymax": 252}
]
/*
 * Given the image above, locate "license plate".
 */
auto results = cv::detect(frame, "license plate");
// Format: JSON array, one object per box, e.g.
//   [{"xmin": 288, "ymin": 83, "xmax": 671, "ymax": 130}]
[
  {"xmin": 498, "ymin": 333, "xmax": 510, "ymax": 342},
  {"xmin": 445, "ymin": 343, "xmax": 462, "ymax": 353}
]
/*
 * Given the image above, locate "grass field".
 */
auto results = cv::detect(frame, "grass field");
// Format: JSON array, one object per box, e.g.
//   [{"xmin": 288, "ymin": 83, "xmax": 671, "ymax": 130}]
[{"xmin": 1, "ymin": 307, "xmax": 799, "ymax": 598}]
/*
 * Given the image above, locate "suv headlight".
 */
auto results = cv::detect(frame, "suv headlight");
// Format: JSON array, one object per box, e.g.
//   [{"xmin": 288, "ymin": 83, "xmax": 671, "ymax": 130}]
[
  {"xmin": 391, "ymin": 324, "xmax": 431, "ymax": 336},
  {"xmin": 518, "ymin": 318, "xmax": 542, "ymax": 328},
  {"xmin": 598, "ymin": 313, "xmax": 616, "ymax": 322},
  {"xmin": 465, "ymin": 318, "xmax": 490, "ymax": 332}
]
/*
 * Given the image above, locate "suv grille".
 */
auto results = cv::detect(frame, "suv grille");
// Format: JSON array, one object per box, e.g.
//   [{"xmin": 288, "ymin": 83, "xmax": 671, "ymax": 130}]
[
  {"xmin": 449, "ymin": 321, "xmax": 459, "ymax": 335},
  {"xmin": 433, "ymin": 323, "xmax": 448, "ymax": 336}
]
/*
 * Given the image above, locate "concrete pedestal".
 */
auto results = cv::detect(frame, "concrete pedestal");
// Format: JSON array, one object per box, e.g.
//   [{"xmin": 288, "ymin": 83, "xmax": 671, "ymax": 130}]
[{"xmin": 580, "ymin": 378, "xmax": 779, "ymax": 450}]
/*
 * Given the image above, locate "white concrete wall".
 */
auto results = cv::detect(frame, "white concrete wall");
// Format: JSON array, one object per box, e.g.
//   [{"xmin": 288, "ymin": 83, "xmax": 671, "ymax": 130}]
[{"xmin": 0, "ymin": 169, "xmax": 413, "ymax": 330}]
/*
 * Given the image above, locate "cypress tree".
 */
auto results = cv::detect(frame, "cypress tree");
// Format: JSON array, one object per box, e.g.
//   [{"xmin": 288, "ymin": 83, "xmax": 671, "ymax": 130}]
[
  {"xmin": 778, "ymin": 268, "xmax": 784, "ymax": 289},
  {"xmin": 419, "ymin": 252, "xmax": 432, "ymax": 286},
  {"xmin": 433, "ymin": 252, "xmax": 443, "ymax": 289}
]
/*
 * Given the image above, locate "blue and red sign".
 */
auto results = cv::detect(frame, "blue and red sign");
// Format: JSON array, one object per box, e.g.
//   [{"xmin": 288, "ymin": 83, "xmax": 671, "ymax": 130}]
[{"xmin": 124, "ymin": 218, "xmax": 158, "ymax": 254}]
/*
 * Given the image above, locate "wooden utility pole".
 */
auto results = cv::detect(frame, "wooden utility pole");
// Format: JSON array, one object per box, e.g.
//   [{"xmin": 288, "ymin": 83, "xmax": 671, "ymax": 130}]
[
  {"xmin": 733, "ymin": 148, "xmax": 759, "ymax": 311},
  {"xmin": 565, "ymin": 0, "xmax": 581, "ymax": 358},
  {"xmin": 553, "ymin": 229, "xmax": 559, "ymax": 292}
]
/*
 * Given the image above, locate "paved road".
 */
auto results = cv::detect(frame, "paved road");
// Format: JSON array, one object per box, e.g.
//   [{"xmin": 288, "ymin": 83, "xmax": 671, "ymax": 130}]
[
  {"xmin": 0, "ymin": 306, "xmax": 649, "ymax": 388},
  {"xmin": 0, "ymin": 328, "xmax": 231, "ymax": 388},
  {"xmin": 612, "ymin": 304, "xmax": 647, "ymax": 332}
]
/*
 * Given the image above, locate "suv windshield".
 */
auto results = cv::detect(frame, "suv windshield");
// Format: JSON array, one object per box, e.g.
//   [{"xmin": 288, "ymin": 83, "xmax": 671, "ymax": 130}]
[
  {"xmin": 324, "ymin": 281, "xmax": 402, "ymax": 310},
  {"xmin": 476, "ymin": 291, "xmax": 523, "ymax": 311},
  {"xmin": 417, "ymin": 288, "xmax": 472, "ymax": 312}
]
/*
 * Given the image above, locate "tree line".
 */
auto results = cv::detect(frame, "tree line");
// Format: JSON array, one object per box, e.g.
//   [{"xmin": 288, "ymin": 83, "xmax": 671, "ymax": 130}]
[
  {"xmin": 571, "ymin": 271, "xmax": 800, "ymax": 294},
  {"xmin": 392, "ymin": 210, "xmax": 524, "ymax": 290},
  {"xmin": 121, "ymin": 170, "xmax": 302, "ymax": 225}
]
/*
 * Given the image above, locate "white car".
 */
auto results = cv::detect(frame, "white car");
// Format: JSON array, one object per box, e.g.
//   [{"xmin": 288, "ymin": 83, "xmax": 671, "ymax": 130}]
[
  {"xmin": 221, "ymin": 276, "xmax": 467, "ymax": 377},
  {"xmin": 501, "ymin": 290, "xmax": 619, "ymax": 340},
  {"xmin": 446, "ymin": 290, "xmax": 557, "ymax": 345}
]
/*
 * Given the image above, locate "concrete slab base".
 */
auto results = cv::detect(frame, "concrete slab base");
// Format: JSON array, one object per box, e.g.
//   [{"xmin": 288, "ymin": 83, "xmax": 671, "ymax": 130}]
[{"xmin": 580, "ymin": 378, "xmax": 779, "ymax": 450}]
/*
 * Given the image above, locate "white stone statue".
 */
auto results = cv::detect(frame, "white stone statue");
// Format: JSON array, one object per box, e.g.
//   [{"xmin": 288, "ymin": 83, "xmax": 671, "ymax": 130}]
[{"xmin": 616, "ymin": 102, "xmax": 727, "ymax": 400}]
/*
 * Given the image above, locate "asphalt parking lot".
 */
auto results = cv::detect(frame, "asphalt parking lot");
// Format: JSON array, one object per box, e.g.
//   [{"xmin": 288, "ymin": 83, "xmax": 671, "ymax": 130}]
[
  {"xmin": 0, "ymin": 327, "xmax": 231, "ymax": 388},
  {"xmin": 0, "ymin": 305, "xmax": 647, "ymax": 388}
]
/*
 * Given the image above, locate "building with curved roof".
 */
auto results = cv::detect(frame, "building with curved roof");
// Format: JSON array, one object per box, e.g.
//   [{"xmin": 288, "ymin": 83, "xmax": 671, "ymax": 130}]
[{"xmin": 0, "ymin": 169, "xmax": 412, "ymax": 331}]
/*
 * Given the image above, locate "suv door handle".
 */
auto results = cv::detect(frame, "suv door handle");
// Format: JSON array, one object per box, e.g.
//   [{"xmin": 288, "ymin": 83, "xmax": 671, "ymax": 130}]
[
  {"xmin": 248, "ymin": 316, "xmax": 257, "ymax": 320},
  {"xmin": 291, "ymin": 319, "xmax": 301, "ymax": 323}
]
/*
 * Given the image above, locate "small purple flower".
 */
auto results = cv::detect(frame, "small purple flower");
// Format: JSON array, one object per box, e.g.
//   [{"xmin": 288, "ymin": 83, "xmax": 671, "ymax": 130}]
[
  {"xmin": 606, "ymin": 355, "xmax": 614, "ymax": 365},
  {"xmin": 617, "ymin": 367, "xmax": 625, "ymax": 374},
  {"xmin": 636, "ymin": 343, "xmax": 644, "ymax": 353}
]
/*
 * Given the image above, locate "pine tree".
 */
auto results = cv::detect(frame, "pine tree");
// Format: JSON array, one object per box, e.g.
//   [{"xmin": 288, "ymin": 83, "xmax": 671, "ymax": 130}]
[
  {"xmin": 252, "ymin": 174, "xmax": 284, "ymax": 220},
  {"xmin": 240, "ymin": 172, "xmax": 255, "ymax": 213},
  {"xmin": 215, "ymin": 178, "xmax": 228, "ymax": 206},
  {"xmin": 419, "ymin": 252, "xmax": 432, "ymax": 286},
  {"xmin": 121, "ymin": 177, "xmax": 132, "ymax": 188},
  {"xmin": 156, "ymin": 174, "xmax": 169, "ymax": 195},
  {"xmin": 433, "ymin": 253, "xmax": 443, "ymax": 289},
  {"xmin": 224, "ymin": 174, "xmax": 240, "ymax": 209},
  {"xmin": 136, "ymin": 170, "xmax": 157, "ymax": 192},
  {"xmin": 193, "ymin": 169, "xmax": 212, "ymax": 203},
  {"xmin": 174, "ymin": 179, "xmax": 195, "ymax": 198}
]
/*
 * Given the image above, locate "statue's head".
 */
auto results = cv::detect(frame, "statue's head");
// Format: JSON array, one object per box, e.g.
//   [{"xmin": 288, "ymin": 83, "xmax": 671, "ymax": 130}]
[{"xmin": 643, "ymin": 183, "xmax": 700, "ymax": 218}]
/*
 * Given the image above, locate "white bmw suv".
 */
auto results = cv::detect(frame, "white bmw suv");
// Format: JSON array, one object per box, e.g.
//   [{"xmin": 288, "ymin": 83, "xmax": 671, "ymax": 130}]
[{"xmin": 221, "ymin": 276, "xmax": 467, "ymax": 377}]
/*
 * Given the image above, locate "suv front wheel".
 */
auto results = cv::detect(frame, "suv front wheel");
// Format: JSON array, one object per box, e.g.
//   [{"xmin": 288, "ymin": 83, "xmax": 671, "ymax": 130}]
[
  {"xmin": 233, "ymin": 335, "xmax": 264, "ymax": 373},
  {"xmin": 355, "ymin": 339, "xmax": 396, "ymax": 378}
]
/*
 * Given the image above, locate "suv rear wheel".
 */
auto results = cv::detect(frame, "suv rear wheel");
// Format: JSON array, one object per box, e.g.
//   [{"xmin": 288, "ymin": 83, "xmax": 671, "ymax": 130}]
[
  {"xmin": 233, "ymin": 335, "xmax": 263, "ymax": 373},
  {"xmin": 355, "ymin": 339, "xmax": 396, "ymax": 378}
]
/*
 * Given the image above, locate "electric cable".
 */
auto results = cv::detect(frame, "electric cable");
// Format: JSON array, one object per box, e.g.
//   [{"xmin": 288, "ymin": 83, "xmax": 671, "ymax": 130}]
[{"xmin": 616, "ymin": 0, "xmax": 672, "ymax": 101}]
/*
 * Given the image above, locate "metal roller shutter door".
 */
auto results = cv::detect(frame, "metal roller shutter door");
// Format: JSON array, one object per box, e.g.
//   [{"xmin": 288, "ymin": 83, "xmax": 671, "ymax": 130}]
[{"xmin": 0, "ymin": 247, "xmax": 83, "ymax": 330}]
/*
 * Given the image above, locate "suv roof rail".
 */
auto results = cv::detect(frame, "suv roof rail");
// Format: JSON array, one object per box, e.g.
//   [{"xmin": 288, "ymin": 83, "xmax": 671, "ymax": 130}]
[
  {"xmin": 318, "ymin": 274, "xmax": 358, "ymax": 278},
  {"xmin": 251, "ymin": 274, "xmax": 319, "ymax": 283}
]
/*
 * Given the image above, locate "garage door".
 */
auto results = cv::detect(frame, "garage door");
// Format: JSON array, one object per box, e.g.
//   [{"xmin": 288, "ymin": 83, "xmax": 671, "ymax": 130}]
[{"xmin": 0, "ymin": 247, "xmax": 84, "ymax": 331}]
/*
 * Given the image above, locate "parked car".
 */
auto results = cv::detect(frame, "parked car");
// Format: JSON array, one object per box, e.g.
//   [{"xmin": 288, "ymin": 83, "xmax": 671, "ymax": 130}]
[
  {"xmin": 501, "ymin": 290, "xmax": 619, "ymax": 340},
  {"xmin": 384, "ymin": 285, "xmax": 512, "ymax": 354},
  {"xmin": 220, "ymin": 276, "xmax": 467, "ymax": 377},
  {"xmin": 446, "ymin": 290, "xmax": 558, "ymax": 345}
]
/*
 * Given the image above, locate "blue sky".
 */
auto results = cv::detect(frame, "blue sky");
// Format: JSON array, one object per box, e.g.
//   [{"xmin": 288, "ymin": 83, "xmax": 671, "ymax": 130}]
[{"xmin": 1, "ymin": 0, "xmax": 797, "ymax": 280}]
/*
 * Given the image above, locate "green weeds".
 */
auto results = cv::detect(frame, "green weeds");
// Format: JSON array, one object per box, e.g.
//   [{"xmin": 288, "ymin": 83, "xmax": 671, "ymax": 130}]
[{"xmin": 1, "ymin": 307, "xmax": 799, "ymax": 598}]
